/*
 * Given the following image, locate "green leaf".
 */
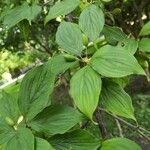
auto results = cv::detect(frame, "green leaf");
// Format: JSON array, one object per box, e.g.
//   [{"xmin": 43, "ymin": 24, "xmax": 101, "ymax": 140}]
[
  {"xmin": 102, "ymin": 26, "xmax": 127, "ymax": 44},
  {"xmin": 46, "ymin": 54, "xmax": 79, "ymax": 75},
  {"xmin": 100, "ymin": 81, "xmax": 136, "ymax": 120},
  {"xmin": 139, "ymin": 21, "xmax": 150, "ymax": 36},
  {"xmin": 0, "ymin": 2, "xmax": 41, "ymax": 29},
  {"xmin": 90, "ymin": 45, "xmax": 145, "ymax": 78},
  {"xmin": 117, "ymin": 38, "xmax": 138, "ymax": 54},
  {"xmin": 0, "ymin": 81, "xmax": 20, "ymax": 99},
  {"xmin": 0, "ymin": 92, "xmax": 19, "ymax": 123},
  {"xmin": 111, "ymin": 77, "xmax": 129, "ymax": 88},
  {"xmin": 0, "ymin": 118, "xmax": 15, "ymax": 145},
  {"xmin": 18, "ymin": 20, "xmax": 30, "ymax": 40},
  {"xmin": 56, "ymin": 22, "xmax": 84, "ymax": 56},
  {"xmin": 139, "ymin": 38, "xmax": 150, "ymax": 52},
  {"xmin": 70, "ymin": 66, "xmax": 102, "ymax": 120},
  {"xmin": 100, "ymin": 138, "xmax": 141, "ymax": 150},
  {"xmin": 29, "ymin": 105, "xmax": 82, "ymax": 136},
  {"xmin": 49, "ymin": 129, "xmax": 100, "ymax": 150},
  {"xmin": 79, "ymin": 4, "xmax": 104, "ymax": 41},
  {"xmin": 45, "ymin": 0, "xmax": 80, "ymax": 23},
  {"xmin": 1, "ymin": 128, "xmax": 34, "ymax": 150},
  {"xmin": 18, "ymin": 64, "xmax": 56, "ymax": 121},
  {"xmin": 35, "ymin": 138, "xmax": 54, "ymax": 150}
]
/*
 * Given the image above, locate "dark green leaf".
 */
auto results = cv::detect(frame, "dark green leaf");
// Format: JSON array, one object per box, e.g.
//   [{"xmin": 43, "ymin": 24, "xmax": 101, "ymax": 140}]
[
  {"xmin": 139, "ymin": 38, "xmax": 150, "ymax": 52},
  {"xmin": 18, "ymin": 20, "xmax": 30, "ymax": 40},
  {"xmin": 45, "ymin": 0, "xmax": 80, "ymax": 23},
  {"xmin": 56, "ymin": 22, "xmax": 84, "ymax": 56},
  {"xmin": 18, "ymin": 64, "xmax": 55, "ymax": 121},
  {"xmin": 100, "ymin": 81, "xmax": 136, "ymax": 120},
  {"xmin": 0, "ymin": 118, "xmax": 15, "ymax": 145},
  {"xmin": 1, "ymin": 128, "xmax": 34, "ymax": 150},
  {"xmin": 79, "ymin": 4, "xmax": 104, "ymax": 41},
  {"xmin": 0, "ymin": 92, "xmax": 19, "ymax": 123},
  {"xmin": 0, "ymin": 2, "xmax": 41, "ymax": 29},
  {"xmin": 35, "ymin": 137, "xmax": 54, "ymax": 150},
  {"xmin": 70, "ymin": 66, "xmax": 102, "ymax": 120},
  {"xmin": 117, "ymin": 38, "xmax": 138, "ymax": 54},
  {"xmin": 111, "ymin": 77, "xmax": 129, "ymax": 88},
  {"xmin": 90, "ymin": 45, "xmax": 145, "ymax": 78},
  {"xmin": 49, "ymin": 129, "xmax": 100, "ymax": 150},
  {"xmin": 139, "ymin": 21, "xmax": 150, "ymax": 36},
  {"xmin": 46, "ymin": 54, "xmax": 79, "ymax": 75},
  {"xmin": 29, "ymin": 105, "xmax": 82, "ymax": 136},
  {"xmin": 102, "ymin": 26, "xmax": 127, "ymax": 44},
  {"xmin": 100, "ymin": 138, "xmax": 141, "ymax": 150}
]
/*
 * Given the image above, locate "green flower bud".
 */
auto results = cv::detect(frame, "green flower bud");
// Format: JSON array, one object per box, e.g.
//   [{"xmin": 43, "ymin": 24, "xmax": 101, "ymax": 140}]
[{"xmin": 5, "ymin": 117, "xmax": 15, "ymax": 126}]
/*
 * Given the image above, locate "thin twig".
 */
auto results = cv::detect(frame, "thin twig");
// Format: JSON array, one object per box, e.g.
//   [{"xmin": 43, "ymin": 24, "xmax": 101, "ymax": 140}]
[
  {"xmin": 94, "ymin": 109, "xmax": 109, "ymax": 139},
  {"xmin": 98, "ymin": 107, "xmax": 150, "ymax": 142},
  {"xmin": 138, "ymin": 130, "xmax": 150, "ymax": 142},
  {"xmin": 139, "ymin": 126, "xmax": 150, "ymax": 135},
  {"xmin": 115, "ymin": 119, "xmax": 124, "ymax": 137}
]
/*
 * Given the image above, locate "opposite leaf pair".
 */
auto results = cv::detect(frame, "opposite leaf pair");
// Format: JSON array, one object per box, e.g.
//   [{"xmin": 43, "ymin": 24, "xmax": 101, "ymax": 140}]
[
  {"xmin": 56, "ymin": 4, "xmax": 105, "ymax": 56},
  {"xmin": 0, "ymin": 57, "xmax": 81, "ymax": 150},
  {"xmin": 70, "ymin": 45, "xmax": 145, "ymax": 120}
]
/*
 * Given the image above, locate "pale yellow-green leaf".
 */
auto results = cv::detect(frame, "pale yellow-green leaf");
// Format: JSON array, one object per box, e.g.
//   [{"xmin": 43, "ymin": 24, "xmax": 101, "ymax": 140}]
[
  {"xmin": 70, "ymin": 66, "xmax": 102, "ymax": 120},
  {"xmin": 90, "ymin": 45, "xmax": 145, "ymax": 78},
  {"xmin": 79, "ymin": 4, "xmax": 104, "ymax": 41}
]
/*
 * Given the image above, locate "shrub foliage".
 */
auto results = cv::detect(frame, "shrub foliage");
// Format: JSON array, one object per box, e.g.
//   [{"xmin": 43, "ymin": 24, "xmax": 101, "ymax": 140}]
[{"xmin": 0, "ymin": 0, "xmax": 150, "ymax": 149}]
